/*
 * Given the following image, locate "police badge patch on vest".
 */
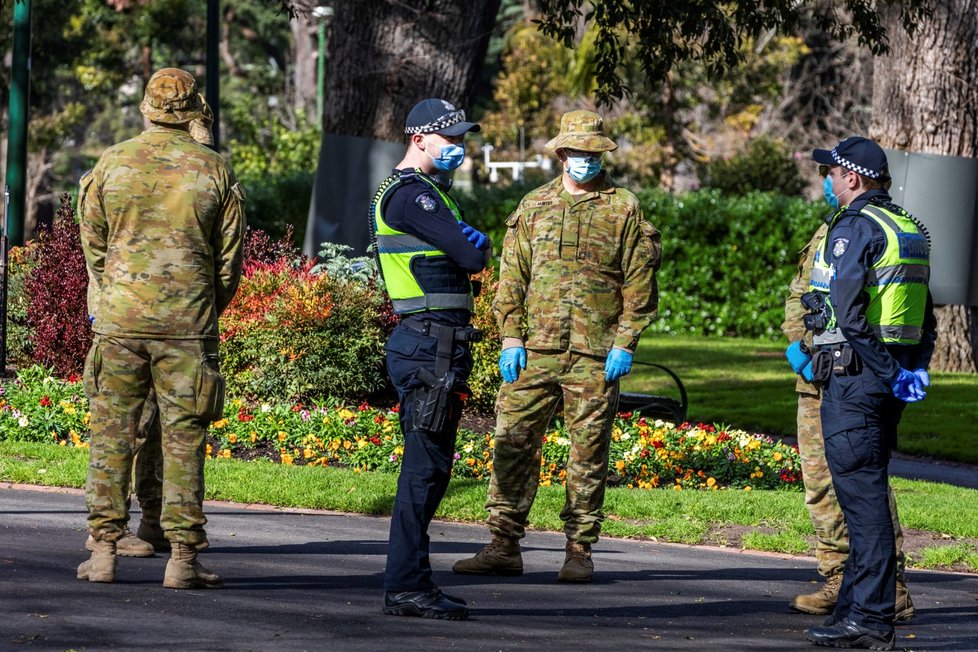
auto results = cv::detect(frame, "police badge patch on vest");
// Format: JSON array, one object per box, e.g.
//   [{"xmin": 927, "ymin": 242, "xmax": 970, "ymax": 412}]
[
  {"xmin": 832, "ymin": 238, "xmax": 849, "ymax": 257},
  {"xmin": 416, "ymin": 192, "xmax": 439, "ymax": 212}
]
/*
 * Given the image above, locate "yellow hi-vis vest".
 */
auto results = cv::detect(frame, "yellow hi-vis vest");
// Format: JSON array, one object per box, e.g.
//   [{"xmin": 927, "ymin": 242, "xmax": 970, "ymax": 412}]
[
  {"xmin": 372, "ymin": 171, "xmax": 474, "ymax": 315},
  {"xmin": 809, "ymin": 203, "xmax": 930, "ymax": 345}
]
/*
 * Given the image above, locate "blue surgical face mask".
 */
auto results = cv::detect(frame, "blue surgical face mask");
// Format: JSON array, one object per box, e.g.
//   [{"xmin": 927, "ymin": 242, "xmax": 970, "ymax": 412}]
[
  {"xmin": 424, "ymin": 138, "xmax": 465, "ymax": 171},
  {"xmin": 565, "ymin": 155, "xmax": 602, "ymax": 183},
  {"xmin": 823, "ymin": 175, "xmax": 840, "ymax": 209}
]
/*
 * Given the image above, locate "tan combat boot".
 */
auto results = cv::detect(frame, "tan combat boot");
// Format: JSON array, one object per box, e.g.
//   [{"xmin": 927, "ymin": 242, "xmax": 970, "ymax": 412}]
[
  {"xmin": 77, "ymin": 538, "xmax": 117, "ymax": 583},
  {"xmin": 163, "ymin": 542, "xmax": 223, "ymax": 589},
  {"xmin": 895, "ymin": 579, "xmax": 916, "ymax": 621},
  {"xmin": 557, "ymin": 540, "xmax": 593, "ymax": 583},
  {"xmin": 86, "ymin": 525, "xmax": 154, "ymax": 558},
  {"xmin": 790, "ymin": 574, "xmax": 842, "ymax": 614},
  {"xmin": 452, "ymin": 534, "xmax": 523, "ymax": 576},
  {"xmin": 136, "ymin": 520, "xmax": 170, "ymax": 552}
]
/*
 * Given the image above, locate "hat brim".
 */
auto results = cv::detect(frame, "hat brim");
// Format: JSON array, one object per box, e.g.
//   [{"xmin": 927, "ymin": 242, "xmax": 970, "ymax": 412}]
[
  {"xmin": 140, "ymin": 98, "xmax": 202, "ymax": 125},
  {"xmin": 811, "ymin": 148, "xmax": 835, "ymax": 165},
  {"xmin": 546, "ymin": 134, "xmax": 618, "ymax": 153},
  {"xmin": 435, "ymin": 121, "xmax": 481, "ymax": 137}
]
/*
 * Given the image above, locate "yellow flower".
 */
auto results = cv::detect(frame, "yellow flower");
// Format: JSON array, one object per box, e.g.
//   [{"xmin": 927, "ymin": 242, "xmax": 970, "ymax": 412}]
[
  {"xmin": 212, "ymin": 419, "xmax": 229, "ymax": 429},
  {"xmin": 773, "ymin": 452, "xmax": 783, "ymax": 462},
  {"xmin": 281, "ymin": 453, "xmax": 294, "ymax": 465},
  {"xmin": 744, "ymin": 486, "xmax": 752, "ymax": 491},
  {"xmin": 343, "ymin": 440, "xmax": 352, "ymax": 450},
  {"xmin": 278, "ymin": 431, "xmax": 288, "ymax": 441},
  {"xmin": 220, "ymin": 449, "xmax": 231, "ymax": 459},
  {"xmin": 228, "ymin": 433, "xmax": 237, "ymax": 444},
  {"xmin": 706, "ymin": 477, "xmax": 716, "ymax": 487},
  {"xmin": 673, "ymin": 484, "xmax": 683, "ymax": 491},
  {"xmin": 251, "ymin": 432, "xmax": 257, "ymax": 443},
  {"xmin": 615, "ymin": 460, "xmax": 626, "ymax": 472}
]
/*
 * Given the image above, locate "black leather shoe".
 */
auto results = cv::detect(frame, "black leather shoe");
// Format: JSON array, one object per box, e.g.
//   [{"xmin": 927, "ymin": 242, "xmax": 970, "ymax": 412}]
[
  {"xmin": 383, "ymin": 589, "xmax": 469, "ymax": 620},
  {"xmin": 432, "ymin": 587, "xmax": 467, "ymax": 606},
  {"xmin": 807, "ymin": 618, "xmax": 894, "ymax": 650}
]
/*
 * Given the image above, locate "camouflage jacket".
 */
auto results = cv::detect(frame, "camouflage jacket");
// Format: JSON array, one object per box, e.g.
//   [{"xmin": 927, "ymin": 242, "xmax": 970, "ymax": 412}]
[
  {"xmin": 781, "ymin": 223, "xmax": 828, "ymax": 395},
  {"xmin": 79, "ymin": 125, "xmax": 246, "ymax": 340},
  {"xmin": 496, "ymin": 174, "xmax": 661, "ymax": 356}
]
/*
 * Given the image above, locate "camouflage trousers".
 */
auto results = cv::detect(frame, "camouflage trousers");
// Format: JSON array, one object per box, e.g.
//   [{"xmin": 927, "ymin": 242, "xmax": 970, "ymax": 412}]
[
  {"xmin": 130, "ymin": 393, "xmax": 163, "ymax": 524},
  {"xmin": 84, "ymin": 336, "xmax": 225, "ymax": 547},
  {"xmin": 797, "ymin": 391, "xmax": 906, "ymax": 579},
  {"xmin": 487, "ymin": 350, "xmax": 619, "ymax": 544}
]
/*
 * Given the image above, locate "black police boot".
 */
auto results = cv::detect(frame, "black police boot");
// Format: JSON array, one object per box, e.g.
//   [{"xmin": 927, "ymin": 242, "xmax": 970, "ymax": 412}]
[
  {"xmin": 807, "ymin": 618, "xmax": 894, "ymax": 650},
  {"xmin": 383, "ymin": 588, "xmax": 469, "ymax": 620}
]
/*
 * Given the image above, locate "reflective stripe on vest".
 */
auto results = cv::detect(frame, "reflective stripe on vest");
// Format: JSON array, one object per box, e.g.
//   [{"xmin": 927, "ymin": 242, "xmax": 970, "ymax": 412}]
[
  {"xmin": 373, "ymin": 172, "xmax": 474, "ymax": 315},
  {"xmin": 808, "ymin": 204, "xmax": 929, "ymax": 345}
]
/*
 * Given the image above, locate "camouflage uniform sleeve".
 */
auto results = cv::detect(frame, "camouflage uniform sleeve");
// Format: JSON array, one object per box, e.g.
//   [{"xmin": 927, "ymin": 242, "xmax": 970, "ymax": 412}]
[
  {"xmin": 77, "ymin": 167, "xmax": 106, "ymax": 317},
  {"xmin": 781, "ymin": 224, "xmax": 827, "ymax": 343},
  {"xmin": 614, "ymin": 203, "xmax": 661, "ymax": 351},
  {"xmin": 495, "ymin": 201, "xmax": 532, "ymax": 341},
  {"xmin": 214, "ymin": 170, "xmax": 247, "ymax": 316}
]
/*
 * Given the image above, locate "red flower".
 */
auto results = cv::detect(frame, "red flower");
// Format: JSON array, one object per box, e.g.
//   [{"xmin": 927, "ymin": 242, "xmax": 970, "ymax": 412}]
[
  {"xmin": 39, "ymin": 396, "xmax": 52, "ymax": 407},
  {"xmin": 369, "ymin": 436, "xmax": 381, "ymax": 446},
  {"xmin": 651, "ymin": 440, "xmax": 665, "ymax": 449},
  {"xmin": 291, "ymin": 404, "xmax": 302, "ymax": 412},
  {"xmin": 67, "ymin": 373, "xmax": 81, "ymax": 383},
  {"xmin": 358, "ymin": 401, "xmax": 370, "ymax": 412},
  {"xmin": 716, "ymin": 432, "xmax": 731, "ymax": 443},
  {"xmin": 639, "ymin": 449, "xmax": 651, "ymax": 458}
]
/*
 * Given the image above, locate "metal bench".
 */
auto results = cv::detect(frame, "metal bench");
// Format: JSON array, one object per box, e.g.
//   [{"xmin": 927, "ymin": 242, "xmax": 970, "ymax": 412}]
[{"xmin": 617, "ymin": 362, "xmax": 688, "ymax": 424}]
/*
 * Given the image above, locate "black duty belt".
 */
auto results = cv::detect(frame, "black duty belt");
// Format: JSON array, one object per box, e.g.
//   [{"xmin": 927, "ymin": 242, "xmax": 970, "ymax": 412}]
[{"xmin": 399, "ymin": 318, "xmax": 483, "ymax": 376}]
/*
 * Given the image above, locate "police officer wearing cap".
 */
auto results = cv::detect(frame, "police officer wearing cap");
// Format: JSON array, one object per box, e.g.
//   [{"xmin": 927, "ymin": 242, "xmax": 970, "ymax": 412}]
[
  {"xmin": 371, "ymin": 98, "xmax": 489, "ymax": 620},
  {"xmin": 803, "ymin": 136, "xmax": 936, "ymax": 650}
]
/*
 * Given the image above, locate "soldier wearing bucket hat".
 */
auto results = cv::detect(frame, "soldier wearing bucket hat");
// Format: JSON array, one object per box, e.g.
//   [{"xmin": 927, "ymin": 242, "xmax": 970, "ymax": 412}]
[
  {"xmin": 371, "ymin": 98, "xmax": 488, "ymax": 620},
  {"xmin": 77, "ymin": 67, "xmax": 245, "ymax": 590},
  {"xmin": 800, "ymin": 136, "xmax": 936, "ymax": 650},
  {"xmin": 454, "ymin": 109, "xmax": 661, "ymax": 583}
]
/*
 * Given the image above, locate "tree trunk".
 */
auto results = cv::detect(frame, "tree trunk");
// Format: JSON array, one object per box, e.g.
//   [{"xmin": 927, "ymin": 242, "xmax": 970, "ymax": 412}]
[
  {"xmin": 322, "ymin": 0, "xmax": 501, "ymax": 141},
  {"xmin": 870, "ymin": 0, "xmax": 978, "ymax": 372},
  {"xmin": 290, "ymin": 10, "xmax": 317, "ymax": 117}
]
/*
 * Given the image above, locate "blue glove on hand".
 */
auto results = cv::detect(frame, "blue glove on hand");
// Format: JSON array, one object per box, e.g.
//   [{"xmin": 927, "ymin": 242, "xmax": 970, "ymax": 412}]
[
  {"xmin": 499, "ymin": 347, "xmax": 527, "ymax": 383},
  {"xmin": 460, "ymin": 221, "xmax": 490, "ymax": 250},
  {"xmin": 913, "ymin": 368, "xmax": 931, "ymax": 390},
  {"xmin": 785, "ymin": 341, "xmax": 814, "ymax": 382},
  {"xmin": 891, "ymin": 368, "xmax": 926, "ymax": 403},
  {"xmin": 604, "ymin": 348, "xmax": 633, "ymax": 382}
]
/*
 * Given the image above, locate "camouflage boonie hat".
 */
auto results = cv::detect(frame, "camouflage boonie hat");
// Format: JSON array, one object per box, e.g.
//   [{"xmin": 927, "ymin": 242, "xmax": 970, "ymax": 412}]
[
  {"xmin": 546, "ymin": 110, "xmax": 617, "ymax": 153},
  {"xmin": 140, "ymin": 68, "xmax": 203, "ymax": 125}
]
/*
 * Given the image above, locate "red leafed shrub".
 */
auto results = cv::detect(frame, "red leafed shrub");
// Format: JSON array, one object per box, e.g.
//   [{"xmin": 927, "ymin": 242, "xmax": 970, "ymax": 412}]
[{"xmin": 25, "ymin": 194, "xmax": 92, "ymax": 377}]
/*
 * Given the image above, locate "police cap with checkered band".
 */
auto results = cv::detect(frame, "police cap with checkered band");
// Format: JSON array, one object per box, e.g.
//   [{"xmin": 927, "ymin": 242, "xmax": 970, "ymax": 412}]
[
  {"xmin": 812, "ymin": 136, "xmax": 890, "ymax": 181},
  {"xmin": 404, "ymin": 98, "xmax": 480, "ymax": 137}
]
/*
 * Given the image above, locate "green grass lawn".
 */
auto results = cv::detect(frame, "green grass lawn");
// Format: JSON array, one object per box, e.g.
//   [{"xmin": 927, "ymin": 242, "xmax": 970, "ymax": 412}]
[
  {"xmin": 628, "ymin": 335, "xmax": 978, "ymax": 463},
  {"xmin": 4, "ymin": 440, "xmax": 976, "ymax": 572}
]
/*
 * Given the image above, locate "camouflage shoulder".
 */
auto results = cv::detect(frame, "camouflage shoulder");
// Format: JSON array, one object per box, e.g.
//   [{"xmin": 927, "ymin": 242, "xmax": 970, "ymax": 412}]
[{"xmin": 517, "ymin": 176, "xmax": 563, "ymax": 207}]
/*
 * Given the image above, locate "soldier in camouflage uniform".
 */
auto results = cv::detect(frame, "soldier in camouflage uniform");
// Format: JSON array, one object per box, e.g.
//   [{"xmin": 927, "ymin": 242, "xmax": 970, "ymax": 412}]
[
  {"xmin": 454, "ymin": 110, "xmax": 661, "ymax": 582},
  {"xmin": 83, "ymin": 94, "xmax": 216, "ymax": 559},
  {"xmin": 783, "ymin": 224, "xmax": 914, "ymax": 620},
  {"xmin": 76, "ymin": 68, "xmax": 245, "ymax": 589}
]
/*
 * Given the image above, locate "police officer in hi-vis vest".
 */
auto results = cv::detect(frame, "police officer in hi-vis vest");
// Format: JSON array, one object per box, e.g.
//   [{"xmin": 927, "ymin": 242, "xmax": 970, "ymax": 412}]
[
  {"xmin": 371, "ymin": 98, "xmax": 489, "ymax": 620},
  {"xmin": 801, "ymin": 137, "xmax": 936, "ymax": 651}
]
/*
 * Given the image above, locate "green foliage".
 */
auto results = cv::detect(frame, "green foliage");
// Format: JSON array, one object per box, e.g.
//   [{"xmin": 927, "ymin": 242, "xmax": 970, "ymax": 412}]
[
  {"xmin": 4, "ymin": 245, "xmax": 39, "ymax": 366},
  {"xmin": 467, "ymin": 269, "xmax": 502, "ymax": 413},
  {"xmin": 230, "ymin": 111, "xmax": 321, "ymax": 241},
  {"xmin": 219, "ymin": 258, "xmax": 387, "ymax": 404},
  {"xmin": 0, "ymin": 366, "xmax": 89, "ymax": 445},
  {"xmin": 700, "ymin": 137, "xmax": 805, "ymax": 197},
  {"xmin": 456, "ymin": 179, "xmax": 538, "ymax": 255},
  {"xmin": 640, "ymin": 189, "xmax": 822, "ymax": 338},
  {"xmin": 534, "ymin": 0, "xmax": 930, "ymax": 105}
]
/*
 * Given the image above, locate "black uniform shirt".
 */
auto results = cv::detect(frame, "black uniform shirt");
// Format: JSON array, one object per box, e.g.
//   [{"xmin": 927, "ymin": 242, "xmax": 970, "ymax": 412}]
[
  {"xmin": 827, "ymin": 189, "xmax": 937, "ymax": 384},
  {"xmin": 383, "ymin": 168, "xmax": 487, "ymax": 325}
]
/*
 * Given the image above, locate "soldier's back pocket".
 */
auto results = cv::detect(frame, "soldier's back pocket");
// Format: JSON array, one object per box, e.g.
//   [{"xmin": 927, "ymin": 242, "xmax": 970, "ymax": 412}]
[{"xmin": 195, "ymin": 352, "xmax": 225, "ymax": 422}]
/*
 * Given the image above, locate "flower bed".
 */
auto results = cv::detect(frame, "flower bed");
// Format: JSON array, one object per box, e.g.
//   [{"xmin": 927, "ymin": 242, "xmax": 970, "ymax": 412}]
[{"xmin": 0, "ymin": 367, "xmax": 801, "ymax": 491}]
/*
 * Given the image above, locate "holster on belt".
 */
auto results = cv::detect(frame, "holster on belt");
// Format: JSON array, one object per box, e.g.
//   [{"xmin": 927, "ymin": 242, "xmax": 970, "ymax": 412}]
[
  {"xmin": 403, "ymin": 319, "xmax": 480, "ymax": 433},
  {"xmin": 810, "ymin": 349, "xmax": 833, "ymax": 384},
  {"xmin": 829, "ymin": 343, "xmax": 861, "ymax": 376}
]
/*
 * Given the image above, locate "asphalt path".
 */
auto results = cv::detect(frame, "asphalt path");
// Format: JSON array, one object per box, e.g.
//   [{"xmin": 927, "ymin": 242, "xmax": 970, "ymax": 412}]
[{"xmin": 2, "ymin": 484, "xmax": 977, "ymax": 651}]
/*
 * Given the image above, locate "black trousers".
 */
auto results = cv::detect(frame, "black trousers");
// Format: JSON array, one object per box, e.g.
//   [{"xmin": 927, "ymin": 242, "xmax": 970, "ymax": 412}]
[
  {"xmin": 820, "ymin": 366, "xmax": 905, "ymax": 632},
  {"xmin": 383, "ymin": 323, "xmax": 471, "ymax": 592}
]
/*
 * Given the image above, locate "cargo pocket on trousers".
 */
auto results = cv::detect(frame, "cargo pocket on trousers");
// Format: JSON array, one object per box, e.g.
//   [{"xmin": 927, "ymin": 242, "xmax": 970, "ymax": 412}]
[
  {"xmin": 83, "ymin": 341, "xmax": 102, "ymax": 398},
  {"xmin": 195, "ymin": 353, "xmax": 226, "ymax": 422}
]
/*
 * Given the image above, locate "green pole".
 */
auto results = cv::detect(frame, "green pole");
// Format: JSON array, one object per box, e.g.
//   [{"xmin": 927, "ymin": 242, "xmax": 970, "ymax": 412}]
[{"xmin": 5, "ymin": 0, "xmax": 32, "ymax": 247}]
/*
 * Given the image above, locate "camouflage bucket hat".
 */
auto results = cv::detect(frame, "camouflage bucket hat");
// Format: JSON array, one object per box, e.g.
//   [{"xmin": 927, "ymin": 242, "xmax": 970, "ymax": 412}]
[
  {"xmin": 545, "ymin": 110, "xmax": 617, "ymax": 153},
  {"xmin": 140, "ymin": 68, "xmax": 203, "ymax": 125}
]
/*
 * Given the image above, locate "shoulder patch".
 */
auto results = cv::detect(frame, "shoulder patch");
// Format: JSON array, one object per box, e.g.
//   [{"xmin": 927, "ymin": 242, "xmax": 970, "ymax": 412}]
[
  {"xmin": 415, "ymin": 192, "xmax": 439, "ymax": 212},
  {"xmin": 832, "ymin": 237, "xmax": 850, "ymax": 258},
  {"xmin": 232, "ymin": 182, "xmax": 246, "ymax": 201}
]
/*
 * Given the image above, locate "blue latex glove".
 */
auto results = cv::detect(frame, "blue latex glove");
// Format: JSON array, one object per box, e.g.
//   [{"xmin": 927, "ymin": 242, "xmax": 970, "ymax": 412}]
[
  {"xmin": 785, "ymin": 341, "xmax": 814, "ymax": 382},
  {"xmin": 604, "ymin": 348, "xmax": 633, "ymax": 382},
  {"xmin": 88, "ymin": 315, "xmax": 95, "ymax": 325},
  {"xmin": 891, "ymin": 368, "xmax": 925, "ymax": 403},
  {"xmin": 913, "ymin": 368, "xmax": 931, "ymax": 390},
  {"xmin": 460, "ymin": 221, "xmax": 489, "ymax": 250},
  {"xmin": 499, "ymin": 347, "xmax": 527, "ymax": 383}
]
